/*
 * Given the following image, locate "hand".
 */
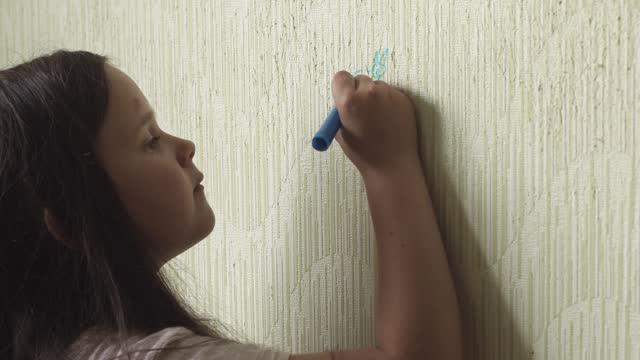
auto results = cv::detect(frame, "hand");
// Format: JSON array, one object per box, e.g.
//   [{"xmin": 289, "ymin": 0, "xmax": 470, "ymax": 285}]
[{"xmin": 331, "ymin": 71, "xmax": 420, "ymax": 177}]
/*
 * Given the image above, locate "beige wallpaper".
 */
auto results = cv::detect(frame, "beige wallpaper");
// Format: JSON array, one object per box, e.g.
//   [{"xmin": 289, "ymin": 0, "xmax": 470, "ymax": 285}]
[{"xmin": 2, "ymin": 1, "xmax": 639, "ymax": 359}]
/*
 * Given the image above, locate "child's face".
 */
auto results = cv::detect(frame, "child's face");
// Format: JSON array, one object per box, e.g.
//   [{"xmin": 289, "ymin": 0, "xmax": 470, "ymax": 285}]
[{"xmin": 93, "ymin": 64, "xmax": 214, "ymax": 268}]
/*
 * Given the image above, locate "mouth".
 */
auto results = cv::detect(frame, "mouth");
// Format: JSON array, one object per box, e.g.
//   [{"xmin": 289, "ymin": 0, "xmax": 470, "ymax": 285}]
[{"xmin": 194, "ymin": 172, "xmax": 204, "ymax": 192}]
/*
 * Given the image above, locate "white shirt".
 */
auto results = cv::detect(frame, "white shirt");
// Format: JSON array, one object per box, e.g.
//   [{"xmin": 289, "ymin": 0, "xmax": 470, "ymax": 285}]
[{"xmin": 64, "ymin": 326, "xmax": 291, "ymax": 360}]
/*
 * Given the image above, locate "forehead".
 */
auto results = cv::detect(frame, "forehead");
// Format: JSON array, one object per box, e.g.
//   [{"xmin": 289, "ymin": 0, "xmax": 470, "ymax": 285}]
[
  {"xmin": 104, "ymin": 65, "xmax": 149, "ymax": 120},
  {"xmin": 94, "ymin": 65, "xmax": 149, "ymax": 163}
]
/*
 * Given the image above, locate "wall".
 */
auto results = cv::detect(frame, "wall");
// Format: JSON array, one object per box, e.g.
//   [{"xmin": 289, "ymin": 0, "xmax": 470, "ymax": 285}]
[{"xmin": 1, "ymin": 1, "xmax": 638, "ymax": 359}]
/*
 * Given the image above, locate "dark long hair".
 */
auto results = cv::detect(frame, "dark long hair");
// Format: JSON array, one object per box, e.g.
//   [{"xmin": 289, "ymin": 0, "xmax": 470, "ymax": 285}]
[{"xmin": 0, "ymin": 50, "xmax": 242, "ymax": 359}]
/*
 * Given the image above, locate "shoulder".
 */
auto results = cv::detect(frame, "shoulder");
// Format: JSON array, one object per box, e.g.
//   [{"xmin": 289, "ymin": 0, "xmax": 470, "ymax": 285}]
[{"xmin": 64, "ymin": 326, "xmax": 290, "ymax": 360}]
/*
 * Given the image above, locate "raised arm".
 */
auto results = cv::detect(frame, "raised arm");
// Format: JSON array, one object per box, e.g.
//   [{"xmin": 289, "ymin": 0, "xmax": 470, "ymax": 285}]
[{"xmin": 291, "ymin": 71, "xmax": 463, "ymax": 360}]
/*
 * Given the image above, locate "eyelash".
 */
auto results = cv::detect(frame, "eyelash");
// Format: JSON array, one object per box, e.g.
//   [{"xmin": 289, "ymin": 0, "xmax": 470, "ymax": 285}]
[{"xmin": 146, "ymin": 136, "xmax": 161, "ymax": 149}]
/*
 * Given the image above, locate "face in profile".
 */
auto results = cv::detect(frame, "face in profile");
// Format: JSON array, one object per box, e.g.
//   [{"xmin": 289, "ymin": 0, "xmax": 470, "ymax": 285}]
[{"xmin": 93, "ymin": 64, "xmax": 215, "ymax": 267}]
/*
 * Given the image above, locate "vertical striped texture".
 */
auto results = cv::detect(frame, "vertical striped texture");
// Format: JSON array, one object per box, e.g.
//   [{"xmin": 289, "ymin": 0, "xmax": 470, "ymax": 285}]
[{"xmin": 1, "ymin": 1, "xmax": 638, "ymax": 358}]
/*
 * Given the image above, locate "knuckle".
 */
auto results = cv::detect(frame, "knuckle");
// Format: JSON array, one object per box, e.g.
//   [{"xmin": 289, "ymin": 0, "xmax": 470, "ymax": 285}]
[
  {"xmin": 342, "ymin": 95, "xmax": 358, "ymax": 113},
  {"xmin": 354, "ymin": 74, "xmax": 371, "ymax": 82},
  {"xmin": 365, "ymin": 85, "xmax": 378, "ymax": 97},
  {"xmin": 333, "ymin": 70, "xmax": 351, "ymax": 82}
]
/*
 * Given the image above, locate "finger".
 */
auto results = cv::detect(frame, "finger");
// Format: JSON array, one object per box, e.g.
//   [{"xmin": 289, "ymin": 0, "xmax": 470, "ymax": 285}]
[
  {"xmin": 335, "ymin": 128, "xmax": 354, "ymax": 149},
  {"xmin": 354, "ymin": 74, "xmax": 374, "ymax": 91},
  {"xmin": 335, "ymin": 129, "xmax": 344, "ymax": 146},
  {"xmin": 331, "ymin": 70, "xmax": 356, "ymax": 108}
]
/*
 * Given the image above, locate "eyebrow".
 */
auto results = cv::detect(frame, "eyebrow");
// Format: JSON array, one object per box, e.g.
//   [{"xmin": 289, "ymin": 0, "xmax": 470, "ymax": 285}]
[{"xmin": 136, "ymin": 109, "xmax": 155, "ymax": 133}]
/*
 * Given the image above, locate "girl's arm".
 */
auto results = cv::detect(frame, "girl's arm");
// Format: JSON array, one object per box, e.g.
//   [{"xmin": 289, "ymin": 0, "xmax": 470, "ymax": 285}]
[{"xmin": 290, "ymin": 158, "xmax": 463, "ymax": 360}]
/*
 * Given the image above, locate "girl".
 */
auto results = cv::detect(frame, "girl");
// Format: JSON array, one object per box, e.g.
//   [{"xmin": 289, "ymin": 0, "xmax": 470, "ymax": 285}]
[{"xmin": 0, "ymin": 50, "xmax": 463, "ymax": 359}]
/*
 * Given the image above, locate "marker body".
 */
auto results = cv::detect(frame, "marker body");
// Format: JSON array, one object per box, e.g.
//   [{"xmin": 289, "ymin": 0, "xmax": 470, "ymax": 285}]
[{"xmin": 312, "ymin": 106, "xmax": 341, "ymax": 151}]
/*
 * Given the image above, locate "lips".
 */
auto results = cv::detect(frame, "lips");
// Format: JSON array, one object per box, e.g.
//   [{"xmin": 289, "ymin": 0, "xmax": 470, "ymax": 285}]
[{"xmin": 194, "ymin": 172, "xmax": 204, "ymax": 191}]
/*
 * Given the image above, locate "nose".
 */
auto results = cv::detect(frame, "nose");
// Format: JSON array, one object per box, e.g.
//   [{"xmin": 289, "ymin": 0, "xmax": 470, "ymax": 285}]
[{"xmin": 179, "ymin": 138, "xmax": 196, "ymax": 166}]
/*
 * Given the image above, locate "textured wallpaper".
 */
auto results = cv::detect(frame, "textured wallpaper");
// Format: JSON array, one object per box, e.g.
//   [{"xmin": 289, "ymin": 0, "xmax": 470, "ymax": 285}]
[{"xmin": 1, "ymin": 1, "xmax": 639, "ymax": 359}]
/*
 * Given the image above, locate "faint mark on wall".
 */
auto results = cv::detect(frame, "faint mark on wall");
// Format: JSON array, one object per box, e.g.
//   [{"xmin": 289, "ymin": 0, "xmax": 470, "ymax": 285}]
[{"xmin": 351, "ymin": 48, "xmax": 389, "ymax": 80}]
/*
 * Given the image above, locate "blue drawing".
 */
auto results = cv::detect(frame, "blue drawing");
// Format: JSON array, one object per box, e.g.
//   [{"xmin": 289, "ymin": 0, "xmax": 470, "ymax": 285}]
[{"xmin": 351, "ymin": 48, "xmax": 389, "ymax": 80}]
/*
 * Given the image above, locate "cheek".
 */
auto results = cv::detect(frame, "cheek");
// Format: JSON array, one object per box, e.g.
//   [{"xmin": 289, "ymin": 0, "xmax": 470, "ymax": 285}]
[{"xmin": 120, "ymin": 170, "xmax": 193, "ymax": 246}]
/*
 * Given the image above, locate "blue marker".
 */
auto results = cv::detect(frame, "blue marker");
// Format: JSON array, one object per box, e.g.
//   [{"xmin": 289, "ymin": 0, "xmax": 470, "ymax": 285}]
[{"xmin": 312, "ymin": 106, "xmax": 341, "ymax": 151}]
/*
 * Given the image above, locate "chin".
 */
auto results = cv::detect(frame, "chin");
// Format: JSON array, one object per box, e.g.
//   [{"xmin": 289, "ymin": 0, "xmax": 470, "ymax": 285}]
[
  {"xmin": 204, "ymin": 207, "xmax": 215, "ymax": 235},
  {"xmin": 195, "ymin": 207, "xmax": 216, "ymax": 242},
  {"xmin": 163, "ymin": 210, "xmax": 215, "ymax": 265}
]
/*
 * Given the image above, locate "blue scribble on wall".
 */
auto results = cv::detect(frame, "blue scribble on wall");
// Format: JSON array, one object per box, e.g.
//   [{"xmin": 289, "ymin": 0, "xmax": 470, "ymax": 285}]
[{"xmin": 351, "ymin": 48, "xmax": 389, "ymax": 80}]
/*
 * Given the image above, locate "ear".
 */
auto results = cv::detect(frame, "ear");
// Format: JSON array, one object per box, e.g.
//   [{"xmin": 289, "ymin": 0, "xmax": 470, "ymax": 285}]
[{"xmin": 43, "ymin": 208, "xmax": 76, "ymax": 250}]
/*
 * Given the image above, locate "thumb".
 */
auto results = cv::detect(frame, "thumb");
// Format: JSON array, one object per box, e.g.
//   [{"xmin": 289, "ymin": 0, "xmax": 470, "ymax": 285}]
[
  {"xmin": 335, "ymin": 129, "xmax": 344, "ymax": 147},
  {"xmin": 331, "ymin": 70, "xmax": 356, "ymax": 111}
]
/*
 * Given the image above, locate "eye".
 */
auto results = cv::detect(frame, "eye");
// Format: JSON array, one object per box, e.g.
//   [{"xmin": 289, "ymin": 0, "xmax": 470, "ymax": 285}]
[{"xmin": 145, "ymin": 136, "xmax": 161, "ymax": 149}]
